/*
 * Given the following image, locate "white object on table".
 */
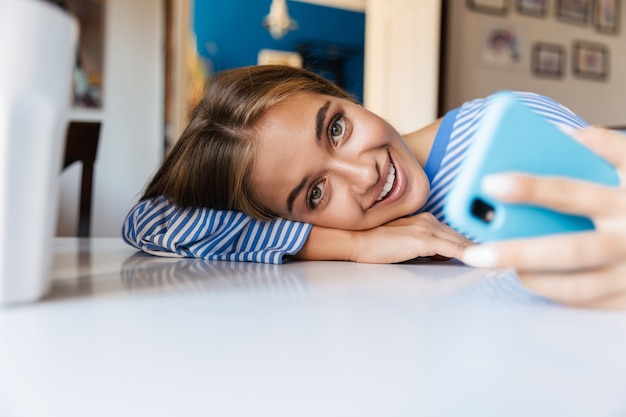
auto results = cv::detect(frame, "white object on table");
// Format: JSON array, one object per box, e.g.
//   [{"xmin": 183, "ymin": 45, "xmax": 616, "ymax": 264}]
[{"xmin": 0, "ymin": 0, "xmax": 78, "ymax": 304}]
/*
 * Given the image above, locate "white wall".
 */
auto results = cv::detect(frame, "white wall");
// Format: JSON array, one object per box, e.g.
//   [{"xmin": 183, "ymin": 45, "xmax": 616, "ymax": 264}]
[
  {"xmin": 444, "ymin": 1, "xmax": 626, "ymax": 126},
  {"xmin": 364, "ymin": 0, "xmax": 440, "ymax": 134},
  {"xmin": 58, "ymin": 0, "xmax": 165, "ymax": 237}
]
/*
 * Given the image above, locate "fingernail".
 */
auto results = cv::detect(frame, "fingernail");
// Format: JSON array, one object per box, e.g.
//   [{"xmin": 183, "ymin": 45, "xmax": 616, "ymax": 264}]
[
  {"xmin": 462, "ymin": 246, "xmax": 499, "ymax": 267},
  {"xmin": 482, "ymin": 175, "xmax": 516, "ymax": 197}
]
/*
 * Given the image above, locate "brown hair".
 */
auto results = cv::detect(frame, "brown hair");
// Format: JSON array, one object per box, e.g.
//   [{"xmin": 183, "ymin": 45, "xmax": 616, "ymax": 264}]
[{"xmin": 141, "ymin": 65, "xmax": 357, "ymax": 219}]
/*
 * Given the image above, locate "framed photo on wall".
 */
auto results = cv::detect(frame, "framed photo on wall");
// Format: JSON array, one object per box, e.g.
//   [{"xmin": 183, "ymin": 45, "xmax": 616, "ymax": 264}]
[
  {"xmin": 532, "ymin": 42, "xmax": 565, "ymax": 78},
  {"xmin": 594, "ymin": 0, "xmax": 620, "ymax": 34},
  {"xmin": 556, "ymin": 0, "xmax": 591, "ymax": 25},
  {"xmin": 481, "ymin": 26, "xmax": 527, "ymax": 69},
  {"xmin": 517, "ymin": 0, "xmax": 547, "ymax": 17},
  {"xmin": 573, "ymin": 41, "xmax": 609, "ymax": 81},
  {"xmin": 467, "ymin": 0, "xmax": 509, "ymax": 15}
]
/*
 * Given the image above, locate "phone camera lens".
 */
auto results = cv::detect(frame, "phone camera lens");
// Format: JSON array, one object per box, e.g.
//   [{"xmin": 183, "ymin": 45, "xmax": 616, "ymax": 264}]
[{"xmin": 471, "ymin": 198, "xmax": 496, "ymax": 223}]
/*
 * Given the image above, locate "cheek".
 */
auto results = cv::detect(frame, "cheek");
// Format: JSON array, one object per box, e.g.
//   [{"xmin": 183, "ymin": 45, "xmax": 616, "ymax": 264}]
[
  {"xmin": 364, "ymin": 124, "xmax": 392, "ymax": 146},
  {"xmin": 317, "ymin": 207, "xmax": 391, "ymax": 231},
  {"xmin": 305, "ymin": 204, "xmax": 363, "ymax": 230},
  {"xmin": 404, "ymin": 168, "xmax": 430, "ymax": 208}
]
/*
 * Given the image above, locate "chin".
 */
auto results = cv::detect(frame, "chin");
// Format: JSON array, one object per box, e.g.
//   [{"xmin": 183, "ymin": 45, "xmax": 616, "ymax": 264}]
[
  {"xmin": 401, "ymin": 182, "xmax": 429, "ymax": 210},
  {"xmin": 406, "ymin": 174, "xmax": 430, "ymax": 209}
]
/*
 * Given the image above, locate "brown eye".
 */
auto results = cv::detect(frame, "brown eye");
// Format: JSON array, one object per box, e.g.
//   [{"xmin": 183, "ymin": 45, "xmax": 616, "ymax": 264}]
[
  {"xmin": 309, "ymin": 182, "xmax": 324, "ymax": 208},
  {"xmin": 329, "ymin": 115, "xmax": 345, "ymax": 144},
  {"xmin": 331, "ymin": 120, "xmax": 343, "ymax": 136}
]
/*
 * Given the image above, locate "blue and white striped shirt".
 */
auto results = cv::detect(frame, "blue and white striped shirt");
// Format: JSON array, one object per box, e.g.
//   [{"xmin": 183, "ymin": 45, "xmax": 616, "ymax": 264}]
[{"xmin": 122, "ymin": 91, "xmax": 588, "ymax": 264}]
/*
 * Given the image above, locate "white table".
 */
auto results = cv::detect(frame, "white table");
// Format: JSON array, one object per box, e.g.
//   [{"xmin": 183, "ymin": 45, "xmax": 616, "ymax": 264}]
[{"xmin": 1, "ymin": 238, "xmax": 625, "ymax": 417}]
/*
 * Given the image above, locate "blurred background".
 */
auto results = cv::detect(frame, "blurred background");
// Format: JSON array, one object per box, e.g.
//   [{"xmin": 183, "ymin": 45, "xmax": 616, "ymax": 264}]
[{"xmin": 54, "ymin": 0, "xmax": 626, "ymax": 239}]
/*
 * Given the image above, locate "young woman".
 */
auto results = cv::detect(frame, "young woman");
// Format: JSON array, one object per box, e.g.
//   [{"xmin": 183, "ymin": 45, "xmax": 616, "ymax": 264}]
[{"xmin": 123, "ymin": 65, "xmax": 626, "ymax": 308}]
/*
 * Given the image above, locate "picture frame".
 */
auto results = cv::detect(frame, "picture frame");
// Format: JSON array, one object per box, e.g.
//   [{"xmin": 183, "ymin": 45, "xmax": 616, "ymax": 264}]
[
  {"xmin": 467, "ymin": 0, "xmax": 509, "ymax": 15},
  {"xmin": 594, "ymin": 0, "xmax": 620, "ymax": 34},
  {"xmin": 517, "ymin": 0, "xmax": 547, "ymax": 17},
  {"xmin": 481, "ymin": 26, "xmax": 527, "ymax": 69},
  {"xmin": 572, "ymin": 41, "xmax": 609, "ymax": 81},
  {"xmin": 532, "ymin": 42, "xmax": 565, "ymax": 78},
  {"xmin": 556, "ymin": 0, "xmax": 591, "ymax": 25}
]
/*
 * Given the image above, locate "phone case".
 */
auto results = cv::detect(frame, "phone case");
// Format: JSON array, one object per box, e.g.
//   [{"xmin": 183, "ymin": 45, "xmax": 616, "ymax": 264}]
[{"xmin": 443, "ymin": 91, "xmax": 620, "ymax": 242}]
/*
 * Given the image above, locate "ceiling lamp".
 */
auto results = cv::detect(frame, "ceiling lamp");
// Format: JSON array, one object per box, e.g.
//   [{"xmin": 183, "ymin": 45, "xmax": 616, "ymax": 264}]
[{"xmin": 263, "ymin": 0, "xmax": 297, "ymax": 39}]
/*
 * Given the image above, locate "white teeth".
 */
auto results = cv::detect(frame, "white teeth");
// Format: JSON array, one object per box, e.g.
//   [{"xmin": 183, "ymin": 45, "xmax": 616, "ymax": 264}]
[{"xmin": 376, "ymin": 163, "xmax": 396, "ymax": 202}]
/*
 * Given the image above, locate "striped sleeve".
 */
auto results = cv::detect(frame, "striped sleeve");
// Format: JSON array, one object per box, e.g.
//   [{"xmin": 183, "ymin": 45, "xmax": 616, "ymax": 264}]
[{"xmin": 121, "ymin": 196, "xmax": 312, "ymax": 264}]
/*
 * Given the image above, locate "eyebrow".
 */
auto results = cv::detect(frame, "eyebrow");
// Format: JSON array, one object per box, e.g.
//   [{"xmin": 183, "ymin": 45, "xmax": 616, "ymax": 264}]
[
  {"xmin": 287, "ymin": 176, "xmax": 309, "ymax": 213},
  {"xmin": 286, "ymin": 100, "xmax": 331, "ymax": 213},
  {"xmin": 315, "ymin": 100, "xmax": 331, "ymax": 144}
]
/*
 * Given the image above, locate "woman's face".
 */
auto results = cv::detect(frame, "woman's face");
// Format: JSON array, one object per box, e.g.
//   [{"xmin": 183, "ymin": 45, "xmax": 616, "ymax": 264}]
[{"xmin": 250, "ymin": 92, "xmax": 430, "ymax": 230}]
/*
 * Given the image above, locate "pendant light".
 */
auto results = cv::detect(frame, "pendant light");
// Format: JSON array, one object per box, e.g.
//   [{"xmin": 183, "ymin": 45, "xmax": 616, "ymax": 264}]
[{"xmin": 263, "ymin": 0, "xmax": 297, "ymax": 39}]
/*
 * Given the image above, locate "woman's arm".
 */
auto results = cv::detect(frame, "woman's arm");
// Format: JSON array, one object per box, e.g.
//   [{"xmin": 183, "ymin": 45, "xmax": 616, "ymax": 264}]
[
  {"xmin": 294, "ymin": 212, "xmax": 471, "ymax": 263},
  {"xmin": 462, "ymin": 127, "xmax": 626, "ymax": 309},
  {"xmin": 122, "ymin": 196, "xmax": 312, "ymax": 264},
  {"xmin": 123, "ymin": 197, "xmax": 470, "ymax": 265}
]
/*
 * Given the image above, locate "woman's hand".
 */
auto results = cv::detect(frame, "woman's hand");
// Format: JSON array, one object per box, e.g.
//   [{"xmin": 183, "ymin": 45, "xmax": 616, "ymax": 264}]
[
  {"xmin": 350, "ymin": 213, "xmax": 472, "ymax": 263},
  {"xmin": 295, "ymin": 212, "xmax": 471, "ymax": 264},
  {"xmin": 462, "ymin": 127, "xmax": 626, "ymax": 309}
]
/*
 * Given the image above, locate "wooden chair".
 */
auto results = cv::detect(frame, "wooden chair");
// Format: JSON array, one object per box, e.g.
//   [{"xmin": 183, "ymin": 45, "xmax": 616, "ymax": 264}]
[{"xmin": 63, "ymin": 121, "xmax": 101, "ymax": 237}]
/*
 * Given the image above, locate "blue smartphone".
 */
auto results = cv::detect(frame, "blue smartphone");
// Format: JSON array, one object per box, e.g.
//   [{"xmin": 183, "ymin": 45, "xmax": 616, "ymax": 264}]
[{"xmin": 443, "ymin": 91, "xmax": 620, "ymax": 242}]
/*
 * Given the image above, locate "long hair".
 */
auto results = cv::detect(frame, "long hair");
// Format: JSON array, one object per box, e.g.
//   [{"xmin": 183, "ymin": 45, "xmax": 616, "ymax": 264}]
[{"xmin": 141, "ymin": 65, "xmax": 356, "ymax": 219}]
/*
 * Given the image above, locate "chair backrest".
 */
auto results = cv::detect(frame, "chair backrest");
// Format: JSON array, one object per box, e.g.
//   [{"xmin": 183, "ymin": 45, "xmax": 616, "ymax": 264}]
[{"xmin": 63, "ymin": 121, "xmax": 102, "ymax": 237}]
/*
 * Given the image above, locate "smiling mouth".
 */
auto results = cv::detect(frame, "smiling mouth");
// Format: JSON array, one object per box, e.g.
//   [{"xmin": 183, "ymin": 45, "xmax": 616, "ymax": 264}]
[{"xmin": 376, "ymin": 162, "xmax": 396, "ymax": 202}]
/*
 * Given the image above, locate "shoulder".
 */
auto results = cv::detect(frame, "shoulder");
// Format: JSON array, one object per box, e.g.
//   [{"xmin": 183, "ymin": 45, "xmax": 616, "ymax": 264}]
[
  {"xmin": 510, "ymin": 91, "xmax": 589, "ymax": 129},
  {"xmin": 457, "ymin": 90, "xmax": 588, "ymax": 130}
]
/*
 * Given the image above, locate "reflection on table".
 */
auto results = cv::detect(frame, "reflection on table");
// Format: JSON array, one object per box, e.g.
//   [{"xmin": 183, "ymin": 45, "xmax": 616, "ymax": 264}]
[{"xmin": 0, "ymin": 238, "xmax": 624, "ymax": 417}]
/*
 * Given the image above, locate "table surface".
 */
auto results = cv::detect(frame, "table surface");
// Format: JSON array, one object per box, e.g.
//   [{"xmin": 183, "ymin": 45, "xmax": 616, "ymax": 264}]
[{"xmin": 1, "ymin": 238, "xmax": 625, "ymax": 417}]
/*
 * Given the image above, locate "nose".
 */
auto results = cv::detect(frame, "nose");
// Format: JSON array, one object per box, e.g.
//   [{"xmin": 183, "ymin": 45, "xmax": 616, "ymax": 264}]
[{"xmin": 330, "ymin": 155, "xmax": 379, "ymax": 195}]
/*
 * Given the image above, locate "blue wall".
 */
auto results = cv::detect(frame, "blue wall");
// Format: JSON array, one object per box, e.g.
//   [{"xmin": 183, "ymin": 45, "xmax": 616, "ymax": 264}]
[{"xmin": 193, "ymin": 0, "xmax": 365, "ymax": 102}]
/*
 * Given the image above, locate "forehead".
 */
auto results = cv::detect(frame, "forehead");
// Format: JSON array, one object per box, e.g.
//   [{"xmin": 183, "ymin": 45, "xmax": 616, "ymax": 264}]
[
  {"xmin": 253, "ymin": 92, "xmax": 331, "ymax": 159},
  {"xmin": 259, "ymin": 91, "xmax": 327, "ymax": 126},
  {"xmin": 250, "ymin": 93, "xmax": 329, "ymax": 213}
]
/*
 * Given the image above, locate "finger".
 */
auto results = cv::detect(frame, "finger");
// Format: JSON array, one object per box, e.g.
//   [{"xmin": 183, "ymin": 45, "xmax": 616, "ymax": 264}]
[
  {"xmin": 418, "ymin": 212, "xmax": 474, "ymax": 246},
  {"xmin": 572, "ymin": 127, "xmax": 626, "ymax": 170},
  {"xmin": 415, "ymin": 228, "xmax": 472, "ymax": 259},
  {"xmin": 412, "ymin": 222, "xmax": 472, "ymax": 259},
  {"xmin": 386, "ymin": 235, "xmax": 464, "ymax": 263},
  {"xmin": 426, "ymin": 236, "xmax": 470, "ymax": 260},
  {"xmin": 433, "ymin": 220, "xmax": 474, "ymax": 247},
  {"xmin": 462, "ymin": 231, "xmax": 625, "ymax": 272},
  {"xmin": 519, "ymin": 266, "xmax": 626, "ymax": 308},
  {"xmin": 481, "ymin": 173, "xmax": 626, "ymax": 218},
  {"xmin": 399, "ymin": 213, "xmax": 472, "ymax": 247}
]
